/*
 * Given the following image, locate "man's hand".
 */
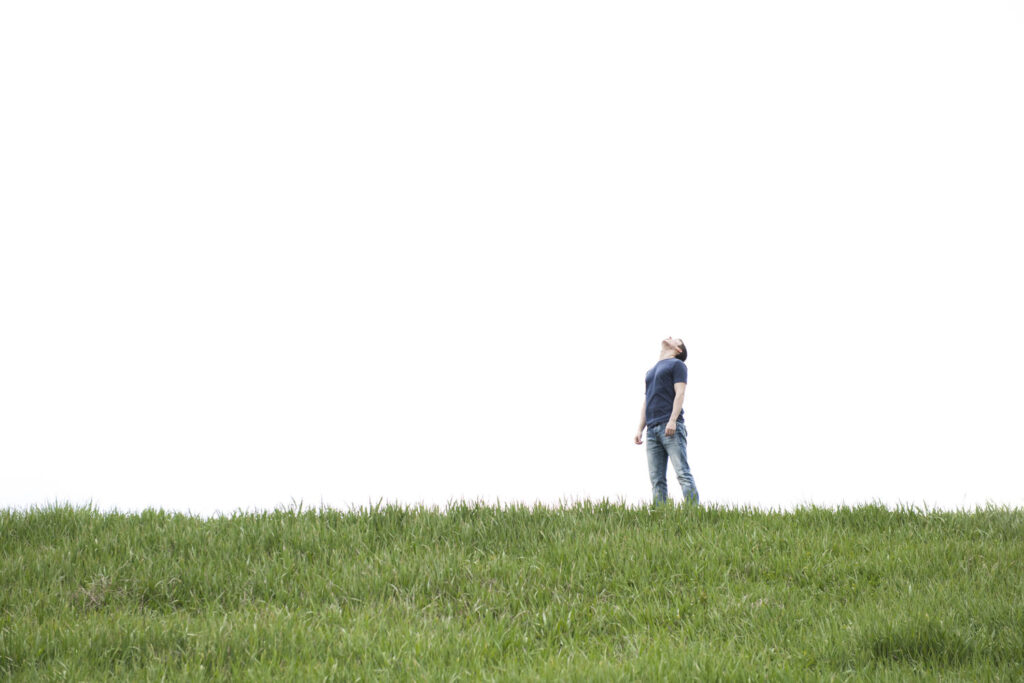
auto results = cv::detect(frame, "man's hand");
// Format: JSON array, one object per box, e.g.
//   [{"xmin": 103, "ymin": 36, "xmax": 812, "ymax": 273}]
[
  {"xmin": 634, "ymin": 429, "xmax": 644, "ymax": 445},
  {"xmin": 665, "ymin": 422, "xmax": 677, "ymax": 436}
]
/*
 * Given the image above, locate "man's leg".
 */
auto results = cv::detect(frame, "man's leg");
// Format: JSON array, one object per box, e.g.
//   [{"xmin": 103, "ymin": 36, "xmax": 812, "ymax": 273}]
[
  {"xmin": 666, "ymin": 422, "xmax": 699, "ymax": 504},
  {"xmin": 646, "ymin": 423, "xmax": 669, "ymax": 504}
]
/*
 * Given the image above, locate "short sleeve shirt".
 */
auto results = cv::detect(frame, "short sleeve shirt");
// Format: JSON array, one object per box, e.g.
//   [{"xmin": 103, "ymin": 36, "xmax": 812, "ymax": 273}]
[{"xmin": 644, "ymin": 358, "xmax": 687, "ymax": 428}]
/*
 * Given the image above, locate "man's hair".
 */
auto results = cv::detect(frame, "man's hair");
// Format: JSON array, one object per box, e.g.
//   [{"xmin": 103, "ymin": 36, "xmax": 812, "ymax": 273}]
[{"xmin": 675, "ymin": 340, "xmax": 688, "ymax": 362}]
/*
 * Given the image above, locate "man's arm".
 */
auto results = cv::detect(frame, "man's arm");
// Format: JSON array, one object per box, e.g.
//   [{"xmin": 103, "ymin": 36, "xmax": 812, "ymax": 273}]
[
  {"xmin": 668, "ymin": 382, "xmax": 686, "ymax": 422},
  {"xmin": 637, "ymin": 398, "xmax": 647, "ymax": 433}
]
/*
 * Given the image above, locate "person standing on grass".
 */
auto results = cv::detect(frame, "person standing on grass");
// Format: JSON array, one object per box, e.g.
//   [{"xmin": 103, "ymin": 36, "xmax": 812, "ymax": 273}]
[{"xmin": 634, "ymin": 336, "xmax": 699, "ymax": 505}]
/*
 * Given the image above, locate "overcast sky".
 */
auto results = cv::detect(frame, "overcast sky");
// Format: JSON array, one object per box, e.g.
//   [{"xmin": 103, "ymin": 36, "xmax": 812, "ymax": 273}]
[{"xmin": 2, "ymin": 1, "xmax": 1022, "ymax": 518}]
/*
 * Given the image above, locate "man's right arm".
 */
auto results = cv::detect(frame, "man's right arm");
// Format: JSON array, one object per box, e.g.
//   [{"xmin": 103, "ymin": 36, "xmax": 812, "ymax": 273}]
[{"xmin": 637, "ymin": 399, "xmax": 646, "ymax": 433}]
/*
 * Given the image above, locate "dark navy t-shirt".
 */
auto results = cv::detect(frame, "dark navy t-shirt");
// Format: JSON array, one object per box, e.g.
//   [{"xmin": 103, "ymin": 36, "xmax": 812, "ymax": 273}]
[{"xmin": 644, "ymin": 358, "xmax": 688, "ymax": 428}]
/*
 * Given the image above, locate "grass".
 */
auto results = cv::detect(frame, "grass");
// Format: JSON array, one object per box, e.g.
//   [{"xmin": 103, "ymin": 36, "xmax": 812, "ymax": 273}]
[{"xmin": 1, "ymin": 499, "xmax": 1023, "ymax": 681}]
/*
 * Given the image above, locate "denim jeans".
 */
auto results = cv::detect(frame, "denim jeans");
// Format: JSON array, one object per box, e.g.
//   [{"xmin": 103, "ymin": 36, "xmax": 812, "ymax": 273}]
[{"xmin": 646, "ymin": 420, "xmax": 699, "ymax": 505}]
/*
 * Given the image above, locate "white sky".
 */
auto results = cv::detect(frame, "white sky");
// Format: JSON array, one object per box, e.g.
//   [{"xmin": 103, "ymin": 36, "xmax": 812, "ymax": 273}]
[{"xmin": 2, "ymin": 1, "xmax": 1022, "ymax": 518}]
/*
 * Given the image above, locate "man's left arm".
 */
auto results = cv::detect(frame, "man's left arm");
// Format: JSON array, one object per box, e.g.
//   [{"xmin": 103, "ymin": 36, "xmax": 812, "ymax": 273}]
[{"xmin": 668, "ymin": 382, "xmax": 686, "ymax": 423}]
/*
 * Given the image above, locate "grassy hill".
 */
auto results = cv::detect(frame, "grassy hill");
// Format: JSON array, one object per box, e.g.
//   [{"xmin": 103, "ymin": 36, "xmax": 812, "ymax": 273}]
[{"xmin": 2, "ymin": 500, "xmax": 1022, "ymax": 681}]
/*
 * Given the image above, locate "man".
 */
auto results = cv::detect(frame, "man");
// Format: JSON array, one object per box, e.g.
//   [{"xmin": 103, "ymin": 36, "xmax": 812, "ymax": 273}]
[{"xmin": 634, "ymin": 336, "xmax": 699, "ymax": 505}]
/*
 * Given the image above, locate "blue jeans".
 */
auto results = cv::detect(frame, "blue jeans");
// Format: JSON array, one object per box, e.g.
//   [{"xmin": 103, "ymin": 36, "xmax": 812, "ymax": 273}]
[{"xmin": 646, "ymin": 420, "xmax": 699, "ymax": 505}]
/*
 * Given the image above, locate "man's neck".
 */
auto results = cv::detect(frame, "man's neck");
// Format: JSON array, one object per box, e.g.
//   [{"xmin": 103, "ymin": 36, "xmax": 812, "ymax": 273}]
[{"xmin": 658, "ymin": 353, "xmax": 677, "ymax": 362}]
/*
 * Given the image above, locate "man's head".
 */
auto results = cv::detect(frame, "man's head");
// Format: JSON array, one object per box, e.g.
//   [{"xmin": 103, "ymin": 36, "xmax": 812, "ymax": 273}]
[{"xmin": 662, "ymin": 336, "xmax": 687, "ymax": 361}]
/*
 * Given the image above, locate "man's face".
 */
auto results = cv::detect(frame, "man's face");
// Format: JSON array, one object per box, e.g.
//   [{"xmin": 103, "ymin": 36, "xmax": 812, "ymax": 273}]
[{"xmin": 662, "ymin": 337, "xmax": 684, "ymax": 353}]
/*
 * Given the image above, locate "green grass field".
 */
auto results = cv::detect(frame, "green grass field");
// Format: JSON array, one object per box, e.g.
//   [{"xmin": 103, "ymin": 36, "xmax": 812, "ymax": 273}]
[{"xmin": 2, "ymin": 500, "xmax": 1022, "ymax": 681}]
